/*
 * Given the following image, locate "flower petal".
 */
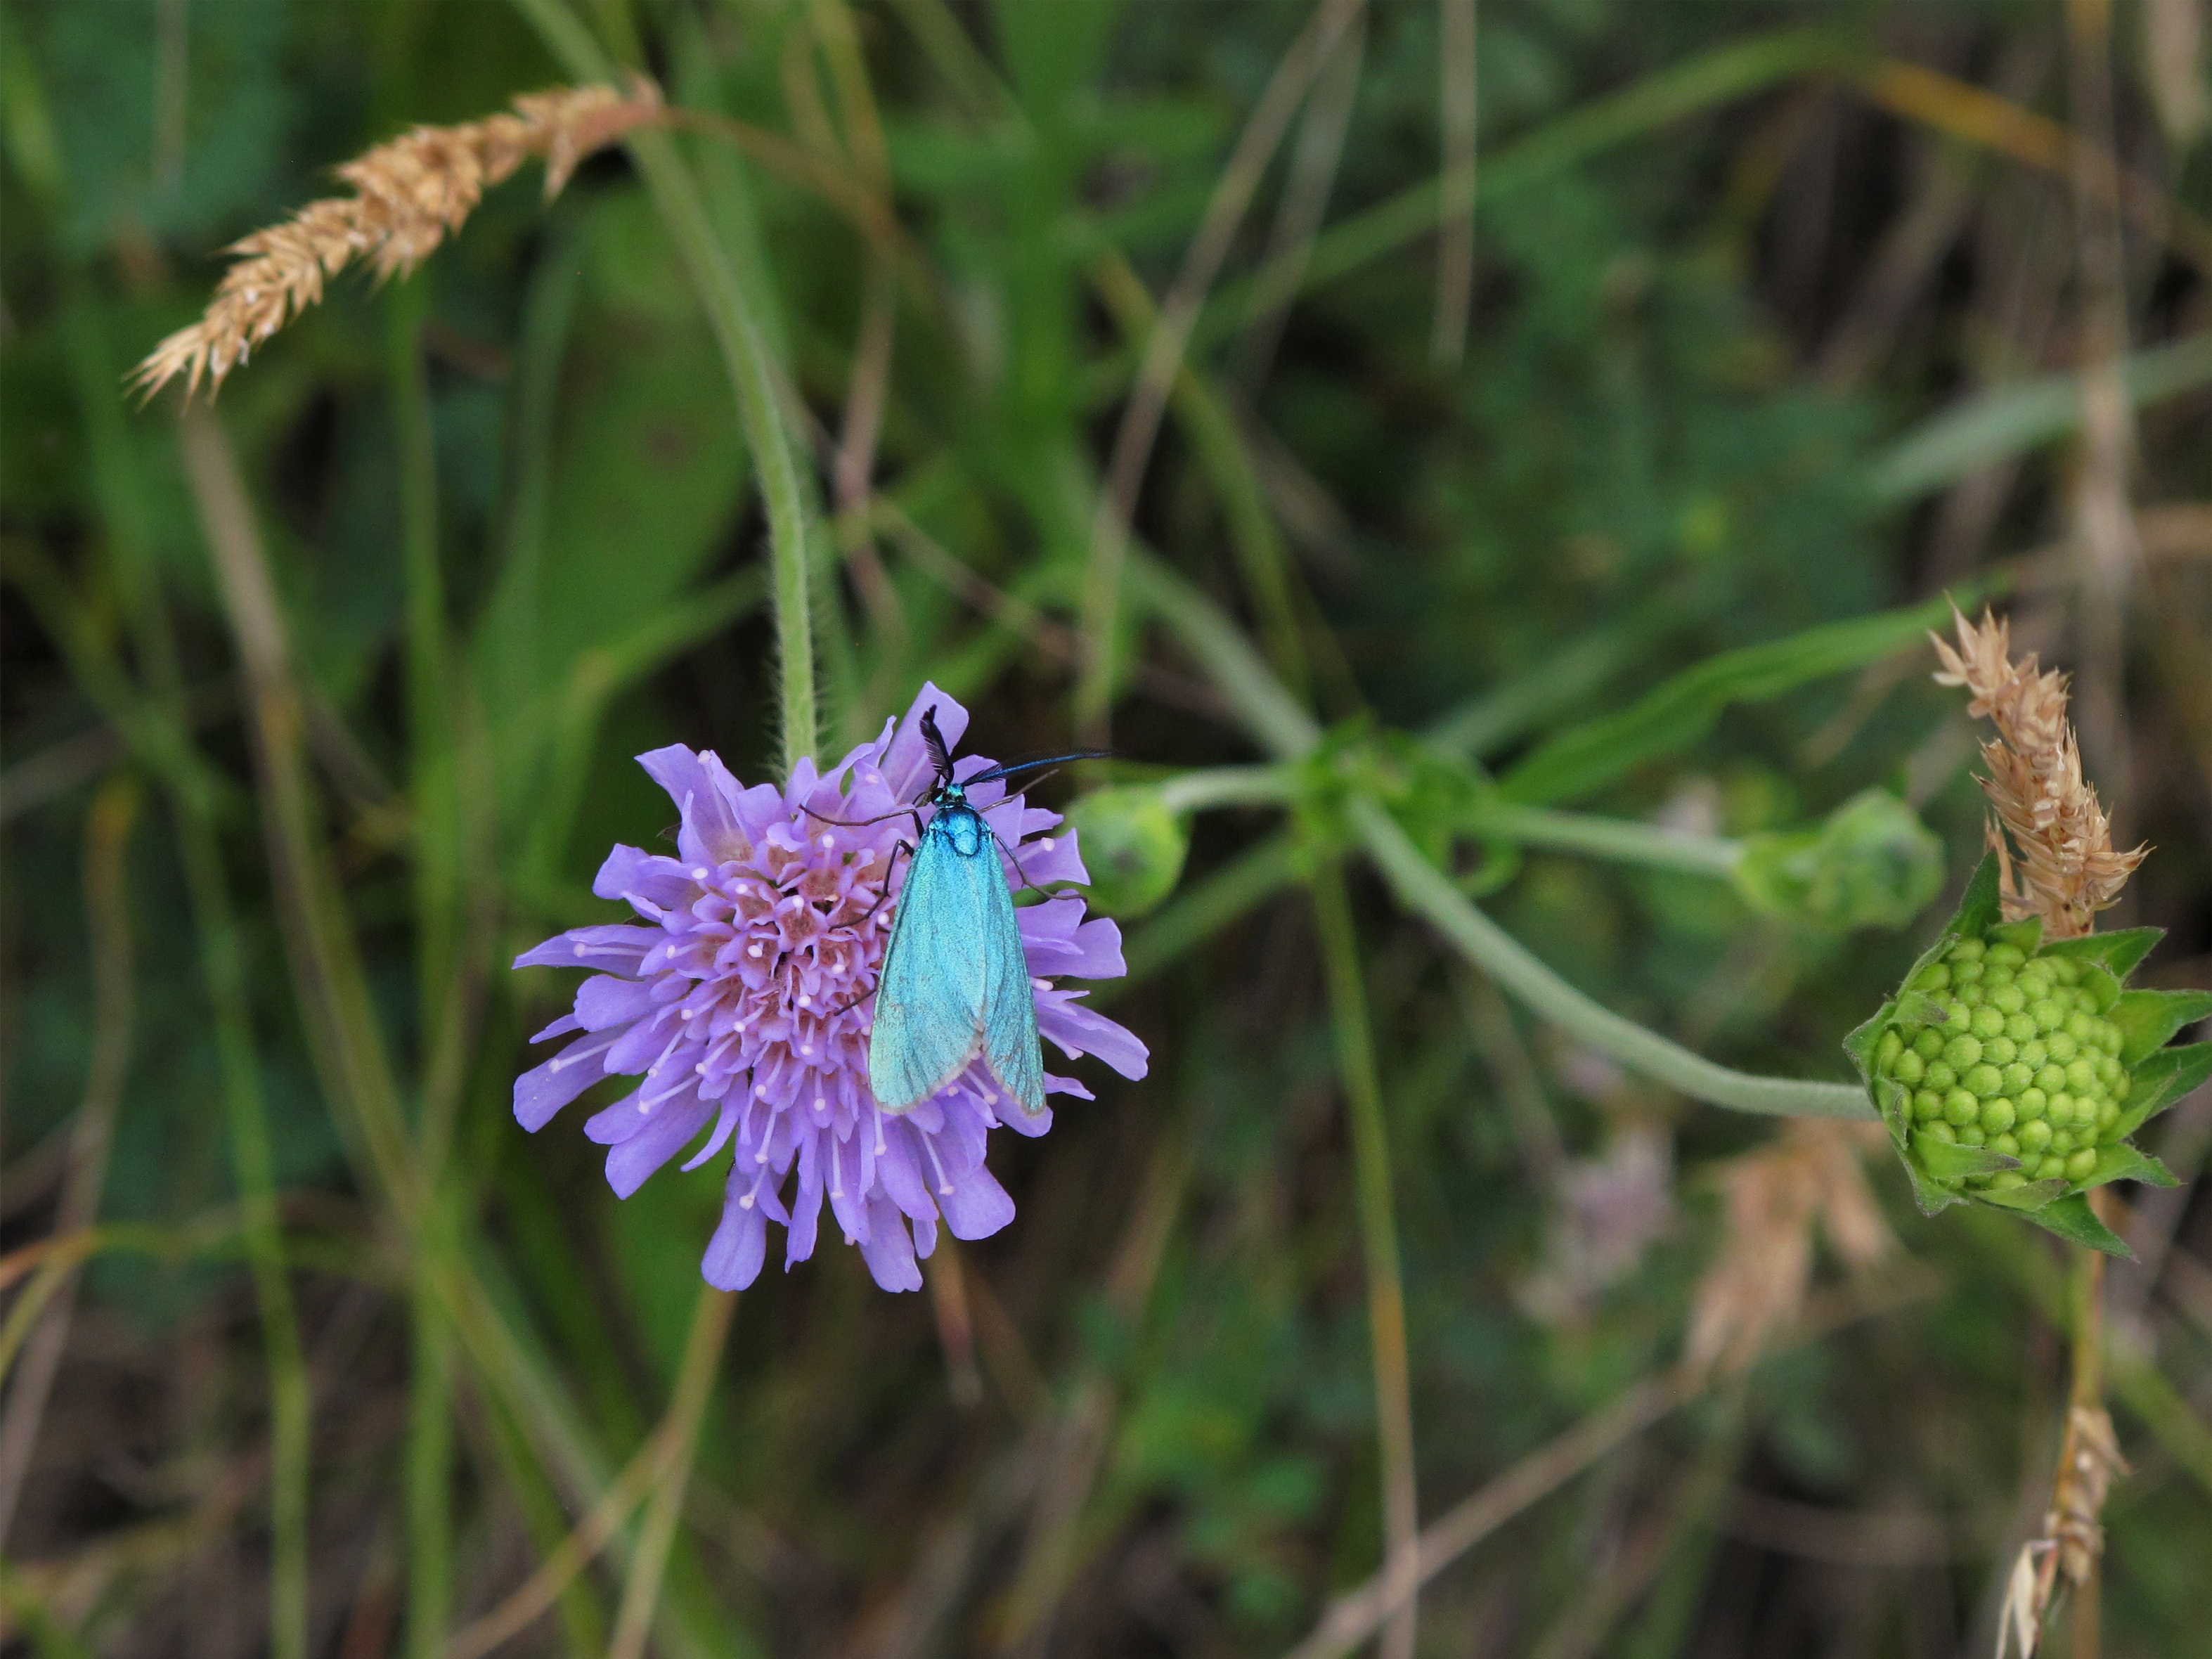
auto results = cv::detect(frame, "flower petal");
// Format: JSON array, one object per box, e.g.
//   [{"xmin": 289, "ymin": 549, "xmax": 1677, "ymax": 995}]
[
  {"xmin": 1036, "ymin": 990, "xmax": 1149, "ymax": 1079},
  {"xmin": 604, "ymin": 1092, "xmax": 714, "ymax": 1198},
  {"xmin": 938, "ymin": 1158, "xmax": 1016, "ymax": 1240},
  {"xmin": 514, "ymin": 1031, "xmax": 619, "ymax": 1131},
  {"xmin": 858, "ymin": 1194, "xmax": 922, "ymax": 1291},
  {"xmin": 703, "ymin": 1186, "xmax": 769, "ymax": 1290}
]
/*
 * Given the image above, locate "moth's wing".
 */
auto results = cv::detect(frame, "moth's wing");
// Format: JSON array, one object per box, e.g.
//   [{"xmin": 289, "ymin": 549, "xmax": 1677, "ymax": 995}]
[
  {"xmin": 869, "ymin": 822, "xmax": 992, "ymax": 1113},
  {"xmin": 977, "ymin": 830, "xmax": 1048, "ymax": 1117}
]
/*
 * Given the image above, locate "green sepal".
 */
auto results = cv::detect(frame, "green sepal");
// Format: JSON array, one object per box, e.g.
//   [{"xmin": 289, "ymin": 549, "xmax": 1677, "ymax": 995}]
[
  {"xmin": 1900, "ymin": 1154, "xmax": 1966, "ymax": 1217},
  {"xmin": 1911, "ymin": 1130, "xmax": 2016, "ymax": 1182},
  {"xmin": 2075, "ymin": 1142, "xmax": 2180, "ymax": 1194},
  {"xmin": 2038, "ymin": 927, "xmax": 2164, "ymax": 979},
  {"xmin": 1892, "ymin": 990, "xmax": 1955, "ymax": 1030},
  {"xmin": 2109, "ymin": 988, "xmax": 2212, "ymax": 1068},
  {"xmin": 2078, "ymin": 962, "xmax": 2122, "ymax": 1014},
  {"xmin": 1986, "ymin": 916, "xmax": 2043, "ymax": 953},
  {"xmin": 2014, "ymin": 1192, "xmax": 2134, "ymax": 1259},
  {"xmin": 2110, "ymin": 1041, "xmax": 2212, "ymax": 1141},
  {"xmin": 1941, "ymin": 852, "xmax": 2005, "ymax": 939},
  {"xmin": 1975, "ymin": 1177, "xmax": 2070, "ymax": 1211}
]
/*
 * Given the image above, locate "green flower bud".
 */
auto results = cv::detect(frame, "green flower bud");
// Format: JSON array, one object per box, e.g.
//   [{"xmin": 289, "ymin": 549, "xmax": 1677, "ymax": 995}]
[
  {"xmin": 1846, "ymin": 853, "xmax": 2209, "ymax": 1248},
  {"xmin": 1061, "ymin": 787, "xmax": 1190, "ymax": 919}
]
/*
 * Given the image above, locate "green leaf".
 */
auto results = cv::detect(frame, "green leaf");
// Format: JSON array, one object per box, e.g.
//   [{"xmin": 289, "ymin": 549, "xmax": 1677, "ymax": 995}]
[
  {"xmin": 1496, "ymin": 599, "xmax": 1960, "ymax": 806},
  {"xmin": 2016, "ymin": 1192, "xmax": 2134, "ymax": 1258},
  {"xmin": 2038, "ymin": 927, "xmax": 2163, "ymax": 979},
  {"xmin": 2109, "ymin": 988, "xmax": 2212, "ymax": 1068},
  {"xmin": 2111, "ymin": 1042, "xmax": 2212, "ymax": 1140},
  {"xmin": 1865, "ymin": 334, "xmax": 2212, "ymax": 505}
]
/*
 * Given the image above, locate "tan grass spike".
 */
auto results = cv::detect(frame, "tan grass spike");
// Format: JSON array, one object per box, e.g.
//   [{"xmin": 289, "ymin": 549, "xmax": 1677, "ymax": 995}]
[{"xmin": 134, "ymin": 82, "xmax": 664, "ymax": 403}]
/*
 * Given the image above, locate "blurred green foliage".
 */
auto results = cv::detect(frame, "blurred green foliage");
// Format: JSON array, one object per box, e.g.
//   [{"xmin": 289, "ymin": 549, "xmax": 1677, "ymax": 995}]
[{"xmin": 4, "ymin": 2, "xmax": 2211, "ymax": 1658}]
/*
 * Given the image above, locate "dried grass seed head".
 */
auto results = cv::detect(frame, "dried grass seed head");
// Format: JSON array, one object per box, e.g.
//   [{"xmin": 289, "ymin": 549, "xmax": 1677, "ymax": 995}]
[
  {"xmin": 133, "ymin": 82, "xmax": 664, "ymax": 404},
  {"xmin": 1929, "ymin": 605, "xmax": 2145, "ymax": 938}
]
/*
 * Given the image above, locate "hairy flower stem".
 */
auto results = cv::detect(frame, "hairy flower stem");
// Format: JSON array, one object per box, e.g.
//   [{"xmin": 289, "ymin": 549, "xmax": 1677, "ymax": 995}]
[
  {"xmin": 1311, "ymin": 865, "xmax": 1421, "ymax": 1659},
  {"xmin": 513, "ymin": 0, "xmax": 820, "ymax": 771},
  {"xmin": 1354, "ymin": 801, "xmax": 1876, "ymax": 1118}
]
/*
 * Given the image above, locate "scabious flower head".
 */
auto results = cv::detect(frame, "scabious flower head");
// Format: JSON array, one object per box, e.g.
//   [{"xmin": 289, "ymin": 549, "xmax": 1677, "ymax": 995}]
[{"xmin": 512, "ymin": 685, "xmax": 1149, "ymax": 1291}]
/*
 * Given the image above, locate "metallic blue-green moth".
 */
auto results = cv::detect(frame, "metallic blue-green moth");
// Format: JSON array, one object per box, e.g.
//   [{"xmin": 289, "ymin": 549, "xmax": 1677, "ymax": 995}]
[{"xmin": 867, "ymin": 711, "xmax": 1099, "ymax": 1117}]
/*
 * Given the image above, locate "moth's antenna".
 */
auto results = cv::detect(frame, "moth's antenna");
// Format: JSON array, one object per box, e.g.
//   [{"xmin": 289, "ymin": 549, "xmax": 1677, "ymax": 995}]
[{"xmin": 969, "ymin": 749, "xmax": 1111, "ymax": 787}]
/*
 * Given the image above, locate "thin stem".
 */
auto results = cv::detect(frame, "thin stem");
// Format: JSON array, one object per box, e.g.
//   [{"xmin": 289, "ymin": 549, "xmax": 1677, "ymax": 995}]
[
  {"xmin": 55, "ymin": 292, "xmax": 313, "ymax": 1659},
  {"xmin": 1471, "ymin": 802, "xmax": 1744, "ymax": 877},
  {"xmin": 512, "ymin": 0, "xmax": 820, "ymax": 771},
  {"xmin": 2068, "ymin": 1194, "xmax": 2111, "ymax": 1659},
  {"xmin": 1310, "ymin": 864, "xmax": 1420, "ymax": 1659},
  {"xmin": 1353, "ymin": 801, "xmax": 1875, "ymax": 1118},
  {"xmin": 1156, "ymin": 766, "xmax": 1295, "ymax": 815},
  {"xmin": 1431, "ymin": 0, "xmax": 1478, "ymax": 366},
  {"xmin": 0, "ymin": 779, "xmax": 138, "ymax": 1549},
  {"xmin": 389, "ymin": 290, "xmax": 458, "ymax": 1659},
  {"xmin": 1075, "ymin": 0, "xmax": 1366, "ymax": 739},
  {"xmin": 607, "ymin": 1286, "xmax": 736, "ymax": 1659}
]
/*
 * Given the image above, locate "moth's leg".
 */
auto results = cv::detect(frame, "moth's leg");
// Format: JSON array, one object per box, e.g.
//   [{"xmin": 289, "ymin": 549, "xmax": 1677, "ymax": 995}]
[
  {"xmin": 850, "ymin": 840, "xmax": 915, "ymax": 929},
  {"xmin": 801, "ymin": 802, "xmax": 914, "ymax": 830},
  {"xmin": 999, "ymin": 832, "xmax": 1051, "ymax": 897},
  {"xmin": 825, "ymin": 983, "xmax": 881, "ymax": 1019}
]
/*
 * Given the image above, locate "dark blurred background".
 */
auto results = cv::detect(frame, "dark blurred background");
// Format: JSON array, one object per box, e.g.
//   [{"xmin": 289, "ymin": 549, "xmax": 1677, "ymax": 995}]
[{"xmin": 4, "ymin": 1, "xmax": 2211, "ymax": 1656}]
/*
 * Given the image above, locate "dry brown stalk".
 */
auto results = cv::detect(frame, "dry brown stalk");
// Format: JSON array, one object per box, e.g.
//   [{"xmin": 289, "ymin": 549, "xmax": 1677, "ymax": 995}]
[
  {"xmin": 1930, "ymin": 606, "xmax": 2147, "ymax": 938},
  {"xmin": 133, "ymin": 83, "xmax": 664, "ymax": 403},
  {"xmin": 1686, "ymin": 1121, "xmax": 1892, "ymax": 1374},
  {"xmin": 1999, "ymin": 1403, "xmax": 2129, "ymax": 1659}
]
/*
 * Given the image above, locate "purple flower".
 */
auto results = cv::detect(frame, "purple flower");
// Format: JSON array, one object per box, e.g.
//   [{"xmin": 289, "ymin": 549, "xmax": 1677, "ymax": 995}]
[{"xmin": 511, "ymin": 685, "xmax": 1150, "ymax": 1292}]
